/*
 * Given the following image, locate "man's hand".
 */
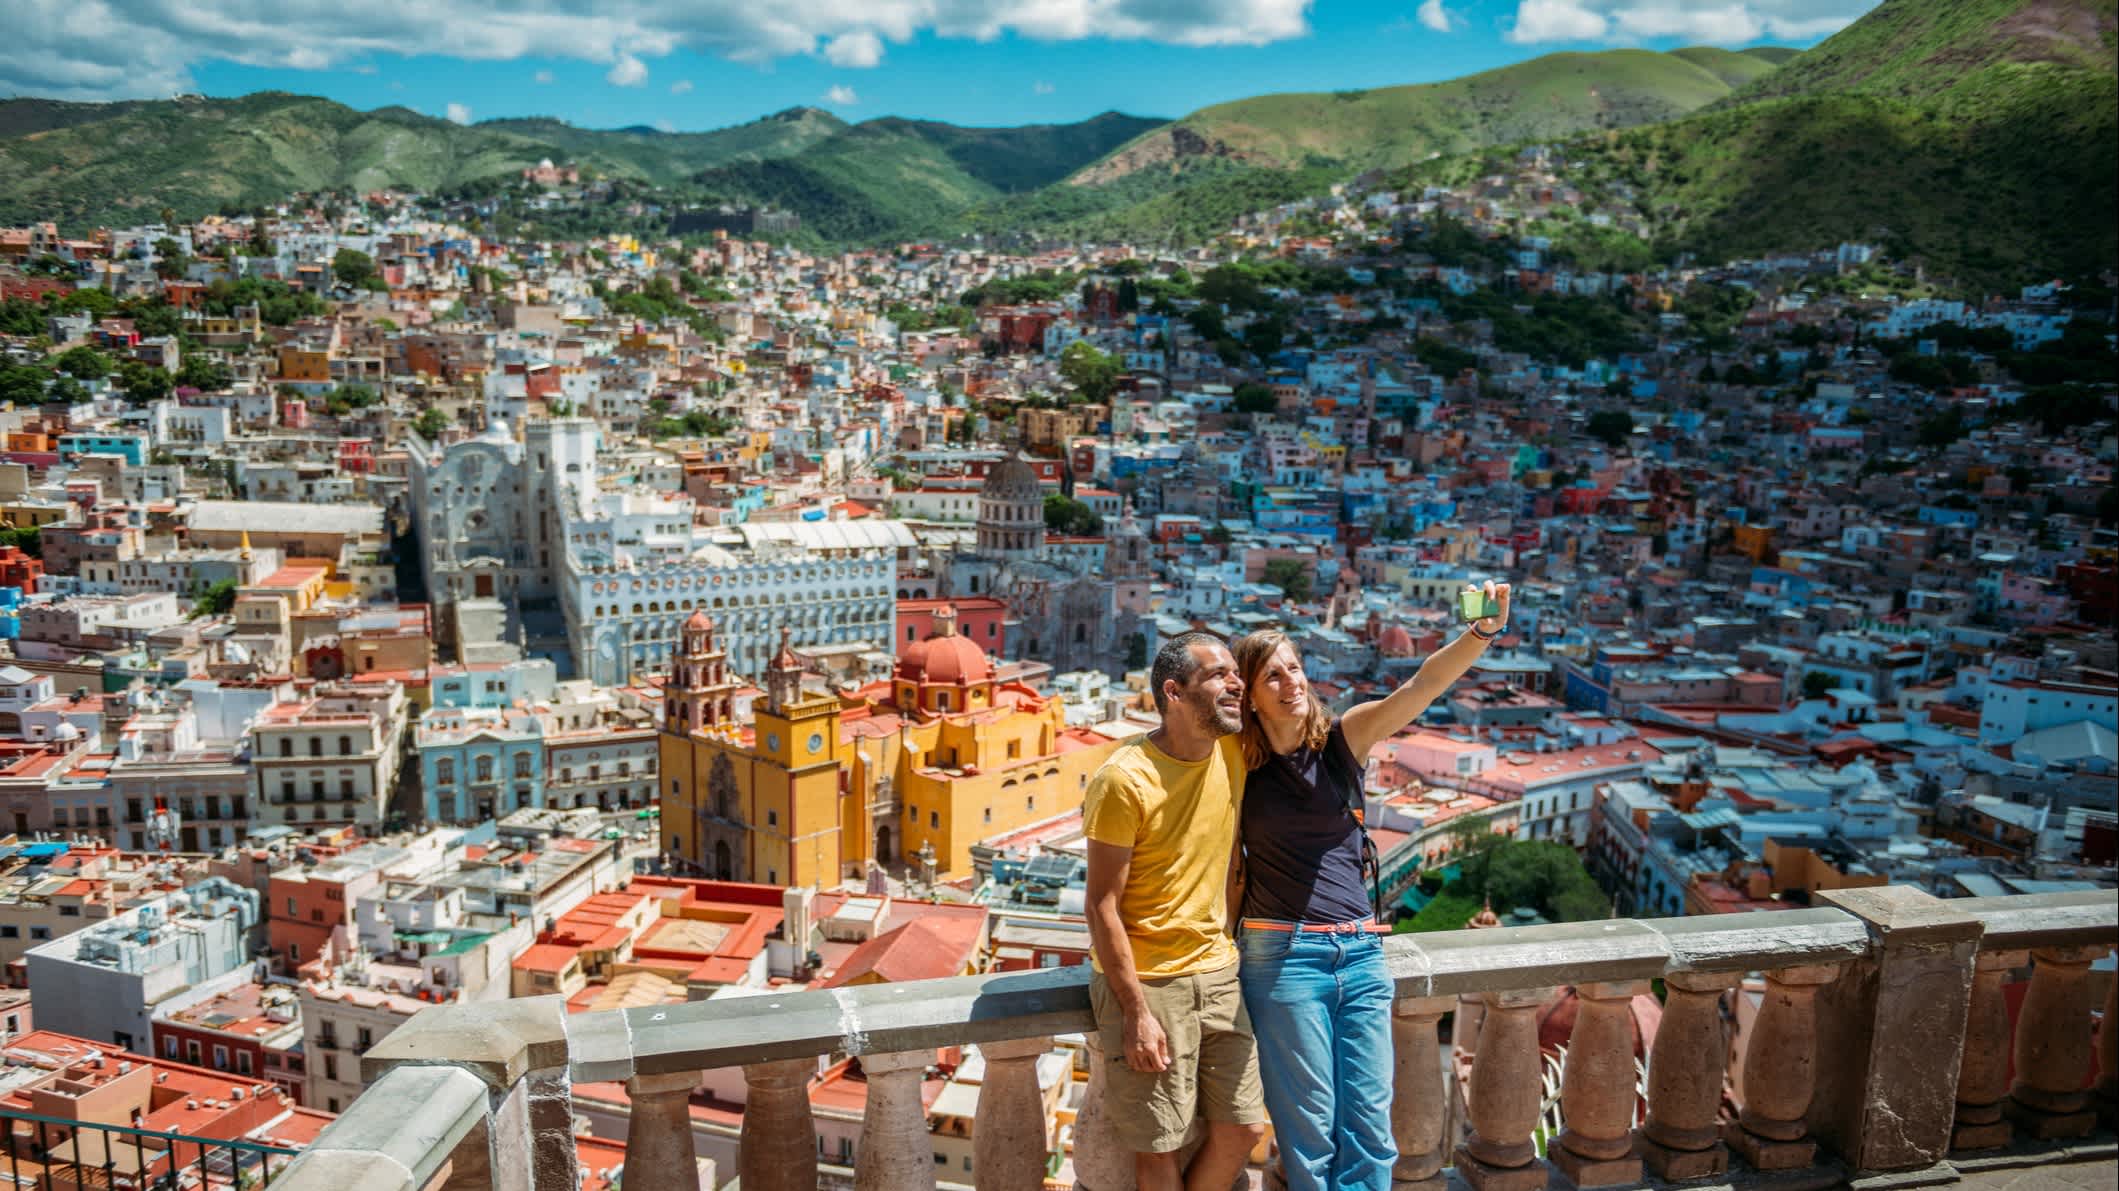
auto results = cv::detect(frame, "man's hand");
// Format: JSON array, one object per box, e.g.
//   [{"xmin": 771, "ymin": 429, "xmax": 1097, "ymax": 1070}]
[{"xmin": 1124, "ymin": 1008, "xmax": 1171, "ymax": 1073}]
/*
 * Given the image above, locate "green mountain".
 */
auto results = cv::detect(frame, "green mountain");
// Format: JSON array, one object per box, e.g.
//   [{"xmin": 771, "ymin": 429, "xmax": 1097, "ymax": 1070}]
[
  {"xmin": 0, "ymin": 94, "xmax": 563, "ymax": 228},
  {"xmin": 0, "ymin": 94, "xmax": 1150, "ymax": 235},
  {"xmin": 1068, "ymin": 47, "xmax": 1785, "ymax": 187},
  {"xmin": 477, "ymin": 107, "xmax": 848, "ymax": 186},
  {"xmin": 688, "ymin": 112, "xmax": 1164, "ymax": 241},
  {"xmin": 1538, "ymin": 0, "xmax": 2119, "ymax": 286}
]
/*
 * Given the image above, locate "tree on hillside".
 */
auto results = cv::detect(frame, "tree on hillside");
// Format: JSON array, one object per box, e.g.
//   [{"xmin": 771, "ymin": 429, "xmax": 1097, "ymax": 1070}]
[
  {"xmin": 53, "ymin": 346, "xmax": 113, "ymax": 380},
  {"xmin": 1058, "ymin": 341, "xmax": 1121, "ymax": 404},
  {"xmin": 1586, "ymin": 410, "xmax": 1635, "ymax": 446},
  {"xmin": 188, "ymin": 579, "xmax": 238, "ymax": 619},
  {"xmin": 414, "ymin": 408, "xmax": 452, "ymax": 440},
  {"xmin": 152, "ymin": 237, "xmax": 189, "ymax": 280},
  {"xmin": 1802, "ymin": 671, "xmax": 1836, "ymax": 699},
  {"xmin": 1400, "ymin": 836, "xmax": 1609, "ymax": 931},
  {"xmin": 116, "ymin": 360, "xmax": 172, "ymax": 406},
  {"xmin": 1043, "ymin": 493, "xmax": 1103, "ymax": 536},
  {"xmin": 1262, "ymin": 559, "xmax": 1313, "ymax": 602},
  {"xmin": 176, "ymin": 354, "xmax": 232, "ymax": 393},
  {"xmin": 1233, "ymin": 382, "xmax": 1277, "ymax": 415},
  {"xmin": 332, "ymin": 248, "xmax": 379, "ymax": 290}
]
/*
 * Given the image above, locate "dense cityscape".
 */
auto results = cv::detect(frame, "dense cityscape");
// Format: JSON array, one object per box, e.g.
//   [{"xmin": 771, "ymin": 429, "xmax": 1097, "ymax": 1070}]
[{"xmin": 0, "ymin": 3, "xmax": 2113, "ymax": 1189}]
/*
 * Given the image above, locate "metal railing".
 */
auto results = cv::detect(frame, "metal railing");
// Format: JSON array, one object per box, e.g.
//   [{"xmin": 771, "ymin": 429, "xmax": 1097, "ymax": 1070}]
[{"xmin": 1, "ymin": 1109, "xmax": 302, "ymax": 1190}]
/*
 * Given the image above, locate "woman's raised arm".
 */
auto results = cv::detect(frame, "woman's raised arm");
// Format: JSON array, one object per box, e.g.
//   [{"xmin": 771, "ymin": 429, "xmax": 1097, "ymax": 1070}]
[{"xmin": 1341, "ymin": 580, "xmax": 1511, "ymax": 761}]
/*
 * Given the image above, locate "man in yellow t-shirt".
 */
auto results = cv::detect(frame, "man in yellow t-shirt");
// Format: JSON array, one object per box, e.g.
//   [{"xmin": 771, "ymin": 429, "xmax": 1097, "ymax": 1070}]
[{"xmin": 1084, "ymin": 631, "xmax": 1264, "ymax": 1191}]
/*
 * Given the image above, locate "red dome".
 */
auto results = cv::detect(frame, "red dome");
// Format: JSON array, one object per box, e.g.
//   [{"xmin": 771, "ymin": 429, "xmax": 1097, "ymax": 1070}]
[
  {"xmin": 895, "ymin": 633, "xmax": 992, "ymax": 686},
  {"xmin": 684, "ymin": 609, "xmax": 714, "ymax": 632},
  {"xmin": 1378, "ymin": 625, "xmax": 1416, "ymax": 657}
]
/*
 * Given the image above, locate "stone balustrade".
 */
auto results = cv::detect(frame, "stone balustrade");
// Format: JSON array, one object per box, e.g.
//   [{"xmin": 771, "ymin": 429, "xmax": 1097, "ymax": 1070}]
[{"xmin": 270, "ymin": 889, "xmax": 2114, "ymax": 1191}]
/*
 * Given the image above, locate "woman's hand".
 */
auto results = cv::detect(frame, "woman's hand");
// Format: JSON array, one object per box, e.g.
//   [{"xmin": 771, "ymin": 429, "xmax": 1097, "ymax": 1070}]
[{"xmin": 1473, "ymin": 579, "xmax": 1511, "ymax": 638}]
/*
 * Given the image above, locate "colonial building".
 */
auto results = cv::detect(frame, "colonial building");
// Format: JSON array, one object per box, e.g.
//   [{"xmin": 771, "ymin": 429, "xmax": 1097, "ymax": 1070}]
[
  {"xmin": 659, "ymin": 606, "xmax": 1130, "ymax": 884},
  {"xmin": 934, "ymin": 455, "xmax": 1142, "ymax": 674},
  {"xmin": 563, "ymin": 500, "xmax": 910, "ymax": 686},
  {"xmin": 405, "ymin": 415, "xmax": 599, "ymax": 648}
]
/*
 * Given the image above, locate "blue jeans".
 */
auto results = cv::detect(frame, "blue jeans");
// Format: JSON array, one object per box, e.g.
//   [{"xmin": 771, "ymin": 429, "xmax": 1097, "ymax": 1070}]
[{"xmin": 1237, "ymin": 925, "xmax": 1396, "ymax": 1191}]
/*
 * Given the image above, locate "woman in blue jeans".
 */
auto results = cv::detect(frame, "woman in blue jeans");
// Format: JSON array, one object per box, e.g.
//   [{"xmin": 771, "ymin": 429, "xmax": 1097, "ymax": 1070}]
[{"xmin": 1231, "ymin": 580, "xmax": 1510, "ymax": 1191}]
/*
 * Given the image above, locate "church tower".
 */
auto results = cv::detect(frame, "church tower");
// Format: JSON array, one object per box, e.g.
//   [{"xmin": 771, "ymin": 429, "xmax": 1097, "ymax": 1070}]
[{"xmin": 666, "ymin": 610, "xmax": 738, "ymax": 735}]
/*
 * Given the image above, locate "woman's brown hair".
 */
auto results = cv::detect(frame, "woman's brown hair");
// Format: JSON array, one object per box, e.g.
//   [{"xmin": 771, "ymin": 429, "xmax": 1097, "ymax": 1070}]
[{"xmin": 1233, "ymin": 629, "xmax": 1332, "ymax": 770}]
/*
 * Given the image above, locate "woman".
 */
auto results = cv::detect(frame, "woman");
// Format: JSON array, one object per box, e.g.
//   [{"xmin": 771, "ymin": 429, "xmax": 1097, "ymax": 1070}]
[{"xmin": 1232, "ymin": 579, "xmax": 1511, "ymax": 1191}]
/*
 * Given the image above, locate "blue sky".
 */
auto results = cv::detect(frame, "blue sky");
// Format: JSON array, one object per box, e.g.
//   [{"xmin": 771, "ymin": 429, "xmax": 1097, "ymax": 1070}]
[{"xmin": 9, "ymin": 2, "xmax": 1878, "ymax": 130}]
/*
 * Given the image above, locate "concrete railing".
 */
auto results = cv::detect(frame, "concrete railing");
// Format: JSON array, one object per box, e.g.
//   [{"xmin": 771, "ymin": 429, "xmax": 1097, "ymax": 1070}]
[{"xmin": 271, "ymin": 888, "xmax": 2116, "ymax": 1191}]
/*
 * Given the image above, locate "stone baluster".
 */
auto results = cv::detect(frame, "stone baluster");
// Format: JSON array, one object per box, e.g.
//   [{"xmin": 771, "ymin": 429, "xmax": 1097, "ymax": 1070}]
[
  {"xmin": 1551, "ymin": 981, "xmax": 1646, "ymax": 1188},
  {"xmin": 1392, "ymin": 997, "xmax": 1454, "ymax": 1191},
  {"xmin": 623, "ymin": 1070, "xmax": 701, "ymax": 1191},
  {"xmin": 855, "ymin": 1050, "xmax": 936, "ymax": 1191},
  {"xmin": 1640, "ymin": 971, "xmax": 1739, "ymax": 1180},
  {"xmin": 2096, "ymin": 971, "xmax": 2117, "ymax": 1130},
  {"xmin": 974, "ymin": 1037, "xmax": 1057, "ymax": 1191},
  {"xmin": 2006, "ymin": 945, "xmax": 2108, "ymax": 1139},
  {"xmin": 1953, "ymin": 950, "xmax": 2026, "ymax": 1152},
  {"xmin": 1730, "ymin": 965, "xmax": 1839, "ymax": 1171},
  {"xmin": 741, "ymin": 1057, "xmax": 821, "ymax": 1191},
  {"xmin": 1452, "ymin": 987, "xmax": 1552, "ymax": 1191},
  {"xmin": 1070, "ymin": 1034, "xmax": 1135, "ymax": 1191}
]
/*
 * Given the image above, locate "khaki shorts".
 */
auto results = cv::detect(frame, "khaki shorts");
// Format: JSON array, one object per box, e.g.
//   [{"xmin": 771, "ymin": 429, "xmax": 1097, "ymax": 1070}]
[{"xmin": 1088, "ymin": 960, "xmax": 1265, "ymax": 1153}]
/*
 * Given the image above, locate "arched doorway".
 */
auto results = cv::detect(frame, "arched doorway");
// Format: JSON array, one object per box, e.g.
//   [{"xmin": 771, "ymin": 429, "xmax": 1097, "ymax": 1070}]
[
  {"xmin": 875, "ymin": 825, "xmax": 894, "ymax": 865},
  {"xmin": 713, "ymin": 840, "xmax": 733, "ymax": 880}
]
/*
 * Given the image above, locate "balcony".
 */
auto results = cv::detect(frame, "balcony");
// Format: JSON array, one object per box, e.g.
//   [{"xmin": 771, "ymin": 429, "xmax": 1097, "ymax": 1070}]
[{"xmin": 270, "ymin": 889, "xmax": 2114, "ymax": 1191}]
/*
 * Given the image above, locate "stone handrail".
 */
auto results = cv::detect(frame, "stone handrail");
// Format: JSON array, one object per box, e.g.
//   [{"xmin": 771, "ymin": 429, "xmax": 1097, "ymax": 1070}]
[{"xmin": 269, "ymin": 888, "xmax": 2116, "ymax": 1191}]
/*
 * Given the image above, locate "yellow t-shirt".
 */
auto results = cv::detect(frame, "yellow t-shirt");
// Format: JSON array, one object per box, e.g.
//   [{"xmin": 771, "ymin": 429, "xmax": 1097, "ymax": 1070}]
[{"xmin": 1082, "ymin": 734, "xmax": 1247, "ymax": 979}]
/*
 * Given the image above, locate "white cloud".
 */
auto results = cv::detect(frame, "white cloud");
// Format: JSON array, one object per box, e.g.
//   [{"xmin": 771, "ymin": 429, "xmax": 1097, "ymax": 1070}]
[
  {"xmin": 0, "ymin": 0, "xmax": 1319, "ymax": 101},
  {"xmin": 1505, "ymin": 0, "xmax": 1874, "ymax": 45},
  {"xmin": 533, "ymin": 68, "xmax": 555, "ymax": 84},
  {"xmin": 823, "ymin": 30, "xmax": 884, "ymax": 68},
  {"xmin": 1417, "ymin": 0, "xmax": 1455, "ymax": 33},
  {"xmin": 1507, "ymin": 0, "xmax": 1609, "ymax": 42},
  {"xmin": 445, "ymin": 101, "xmax": 472, "ymax": 124},
  {"xmin": 824, "ymin": 84, "xmax": 859, "ymax": 105},
  {"xmin": 1033, "ymin": 80, "xmax": 1055, "ymax": 94},
  {"xmin": 669, "ymin": 78, "xmax": 693, "ymax": 94},
  {"xmin": 605, "ymin": 52, "xmax": 648, "ymax": 86}
]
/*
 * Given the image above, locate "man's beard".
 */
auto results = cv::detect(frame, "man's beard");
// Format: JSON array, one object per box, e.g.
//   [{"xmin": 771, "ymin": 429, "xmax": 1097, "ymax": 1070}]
[{"xmin": 1196, "ymin": 699, "xmax": 1242, "ymax": 738}]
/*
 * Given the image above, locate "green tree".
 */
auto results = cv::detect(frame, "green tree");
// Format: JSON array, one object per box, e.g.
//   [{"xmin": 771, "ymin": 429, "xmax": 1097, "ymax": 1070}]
[
  {"xmin": 188, "ymin": 578, "xmax": 239, "ymax": 618},
  {"xmin": 0, "ymin": 365, "xmax": 50, "ymax": 405},
  {"xmin": 1585, "ymin": 410, "xmax": 1635, "ymax": 447},
  {"xmin": 116, "ymin": 360, "xmax": 172, "ymax": 405},
  {"xmin": 1262, "ymin": 558, "xmax": 1313, "ymax": 601},
  {"xmin": 414, "ymin": 407, "xmax": 452, "ymax": 439},
  {"xmin": 1916, "ymin": 407, "xmax": 1968, "ymax": 448},
  {"xmin": 332, "ymin": 248, "xmax": 379, "ymax": 290},
  {"xmin": 52, "ymin": 346, "xmax": 113, "ymax": 379},
  {"xmin": 1043, "ymin": 493, "xmax": 1104, "ymax": 536},
  {"xmin": 0, "ymin": 526, "xmax": 42, "ymax": 557},
  {"xmin": 151, "ymin": 237, "xmax": 188, "ymax": 280},
  {"xmin": 176, "ymin": 354, "xmax": 232, "ymax": 392},
  {"xmin": 1058, "ymin": 341, "xmax": 1121, "ymax": 405},
  {"xmin": 1802, "ymin": 671, "xmax": 1836, "ymax": 699},
  {"xmin": 1124, "ymin": 632, "xmax": 1148, "ymax": 671},
  {"xmin": 1233, "ymin": 382, "xmax": 1277, "ymax": 415}
]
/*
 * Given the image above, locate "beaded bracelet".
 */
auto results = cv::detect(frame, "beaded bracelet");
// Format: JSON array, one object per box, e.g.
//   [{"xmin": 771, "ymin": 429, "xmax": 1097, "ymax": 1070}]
[{"xmin": 1469, "ymin": 622, "xmax": 1502, "ymax": 641}]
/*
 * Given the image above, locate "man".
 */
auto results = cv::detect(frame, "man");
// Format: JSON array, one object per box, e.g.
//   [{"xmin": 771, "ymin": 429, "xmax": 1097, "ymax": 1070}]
[{"xmin": 1083, "ymin": 631, "xmax": 1265, "ymax": 1190}]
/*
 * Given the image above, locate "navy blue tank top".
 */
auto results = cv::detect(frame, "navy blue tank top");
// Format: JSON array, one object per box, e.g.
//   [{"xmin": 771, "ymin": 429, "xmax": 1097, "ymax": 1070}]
[{"xmin": 1239, "ymin": 721, "xmax": 1372, "ymax": 924}]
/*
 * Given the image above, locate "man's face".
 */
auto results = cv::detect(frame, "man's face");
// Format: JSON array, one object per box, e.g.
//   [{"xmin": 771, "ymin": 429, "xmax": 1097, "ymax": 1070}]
[{"xmin": 1170, "ymin": 641, "xmax": 1244, "ymax": 737}]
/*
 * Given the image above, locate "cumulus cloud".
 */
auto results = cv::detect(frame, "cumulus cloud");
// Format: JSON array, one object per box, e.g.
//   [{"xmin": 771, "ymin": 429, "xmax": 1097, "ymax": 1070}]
[
  {"xmin": 605, "ymin": 52, "xmax": 648, "ymax": 86},
  {"xmin": 823, "ymin": 84, "xmax": 859, "ymax": 105},
  {"xmin": 0, "ymin": 0, "xmax": 1318, "ymax": 101},
  {"xmin": 445, "ymin": 101, "xmax": 472, "ymax": 124},
  {"xmin": 823, "ymin": 30, "xmax": 884, "ymax": 68},
  {"xmin": 1417, "ymin": 0, "xmax": 1455, "ymax": 33},
  {"xmin": 668, "ymin": 78, "xmax": 693, "ymax": 94},
  {"xmin": 533, "ymin": 68, "xmax": 555, "ymax": 84},
  {"xmin": 1505, "ymin": 0, "xmax": 1873, "ymax": 45}
]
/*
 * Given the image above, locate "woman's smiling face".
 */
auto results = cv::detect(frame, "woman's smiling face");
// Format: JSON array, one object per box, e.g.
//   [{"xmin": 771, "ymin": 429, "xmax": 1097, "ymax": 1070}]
[{"xmin": 1250, "ymin": 640, "xmax": 1309, "ymax": 726}]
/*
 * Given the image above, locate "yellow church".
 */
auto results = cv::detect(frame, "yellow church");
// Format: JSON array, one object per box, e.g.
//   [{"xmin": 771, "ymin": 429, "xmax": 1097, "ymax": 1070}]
[{"xmin": 658, "ymin": 606, "xmax": 1126, "ymax": 887}]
